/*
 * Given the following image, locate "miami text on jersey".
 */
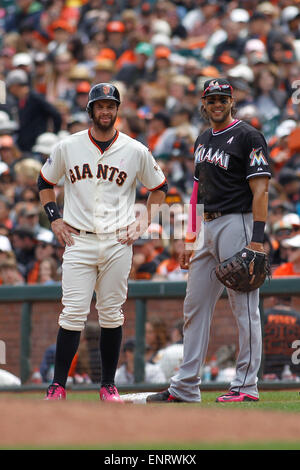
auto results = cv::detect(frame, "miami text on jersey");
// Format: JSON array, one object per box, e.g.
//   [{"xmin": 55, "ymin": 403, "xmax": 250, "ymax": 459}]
[
  {"xmin": 69, "ymin": 163, "xmax": 128, "ymax": 186},
  {"xmin": 195, "ymin": 143, "xmax": 230, "ymax": 170},
  {"xmin": 249, "ymin": 147, "xmax": 268, "ymax": 166}
]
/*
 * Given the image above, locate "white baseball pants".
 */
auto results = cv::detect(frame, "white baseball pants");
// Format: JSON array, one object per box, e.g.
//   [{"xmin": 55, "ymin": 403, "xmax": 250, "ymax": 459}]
[{"xmin": 59, "ymin": 232, "xmax": 132, "ymax": 331}]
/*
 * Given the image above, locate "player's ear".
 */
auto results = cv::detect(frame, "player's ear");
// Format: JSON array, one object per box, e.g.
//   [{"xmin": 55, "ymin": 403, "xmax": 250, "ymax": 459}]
[
  {"xmin": 200, "ymin": 103, "xmax": 209, "ymax": 121},
  {"xmin": 86, "ymin": 103, "xmax": 93, "ymax": 119}
]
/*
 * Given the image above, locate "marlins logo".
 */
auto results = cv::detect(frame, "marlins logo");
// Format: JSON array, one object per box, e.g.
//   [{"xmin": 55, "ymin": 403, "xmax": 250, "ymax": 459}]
[{"xmin": 249, "ymin": 147, "xmax": 268, "ymax": 166}]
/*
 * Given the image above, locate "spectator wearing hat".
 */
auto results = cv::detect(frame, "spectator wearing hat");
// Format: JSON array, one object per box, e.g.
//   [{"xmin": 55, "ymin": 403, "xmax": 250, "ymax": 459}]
[
  {"xmin": 0, "ymin": 234, "xmax": 17, "ymax": 271},
  {"xmin": 268, "ymin": 120, "xmax": 297, "ymax": 173},
  {"xmin": 11, "ymin": 52, "xmax": 34, "ymax": 86},
  {"xmin": 47, "ymin": 20, "xmax": 75, "ymax": 59},
  {"xmin": 212, "ymin": 17, "xmax": 247, "ymax": 65},
  {"xmin": 14, "ymin": 201, "xmax": 51, "ymax": 240},
  {"xmin": 70, "ymin": 81, "xmax": 91, "ymax": 114},
  {"xmin": 230, "ymin": 78, "xmax": 253, "ymax": 112},
  {"xmin": 40, "ymin": 0, "xmax": 78, "ymax": 44},
  {"xmin": 273, "ymin": 234, "xmax": 300, "ymax": 277},
  {"xmin": 68, "ymin": 64, "xmax": 92, "ymax": 86},
  {"xmin": 67, "ymin": 113, "xmax": 89, "ymax": 135},
  {"xmin": 27, "ymin": 230, "xmax": 58, "ymax": 284},
  {"xmin": 270, "ymin": 216, "xmax": 297, "ymax": 267},
  {"xmin": 280, "ymin": 6, "xmax": 300, "ymax": 39},
  {"xmin": 116, "ymin": 42, "xmax": 153, "ymax": 86},
  {"xmin": 10, "ymin": 225, "xmax": 37, "ymax": 279},
  {"xmin": 0, "ymin": 111, "xmax": 18, "ymax": 137},
  {"xmin": 93, "ymin": 58, "xmax": 116, "ymax": 86},
  {"xmin": 105, "ymin": 20, "xmax": 128, "ymax": 59},
  {"xmin": 4, "ymin": 69, "xmax": 62, "ymax": 153},
  {"xmin": 32, "ymin": 132, "xmax": 60, "ymax": 164},
  {"xmin": 147, "ymin": 45, "xmax": 173, "ymax": 82}
]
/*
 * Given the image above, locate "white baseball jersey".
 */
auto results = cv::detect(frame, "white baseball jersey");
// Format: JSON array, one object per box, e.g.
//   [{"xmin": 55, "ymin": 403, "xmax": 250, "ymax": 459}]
[{"xmin": 40, "ymin": 129, "xmax": 166, "ymax": 233}]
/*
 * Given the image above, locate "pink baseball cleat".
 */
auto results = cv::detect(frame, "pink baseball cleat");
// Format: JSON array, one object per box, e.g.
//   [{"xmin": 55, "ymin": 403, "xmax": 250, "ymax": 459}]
[
  {"xmin": 100, "ymin": 384, "xmax": 123, "ymax": 403},
  {"xmin": 216, "ymin": 391, "xmax": 259, "ymax": 402},
  {"xmin": 44, "ymin": 383, "xmax": 66, "ymax": 400}
]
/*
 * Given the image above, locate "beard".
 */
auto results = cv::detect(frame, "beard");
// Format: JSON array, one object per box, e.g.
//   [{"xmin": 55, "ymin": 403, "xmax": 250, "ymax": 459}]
[
  {"xmin": 208, "ymin": 107, "xmax": 232, "ymax": 124},
  {"xmin": 92, "ymin": 113, "xmax": 117, "ymax": 132}
]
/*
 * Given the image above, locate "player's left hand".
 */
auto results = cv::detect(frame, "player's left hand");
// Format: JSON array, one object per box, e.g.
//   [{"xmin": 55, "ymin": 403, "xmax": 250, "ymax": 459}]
[
  {"xmin": 118, "ymin": 219, "xmax": 149, "ymax": 245},
  {"xmin": 246, "ymin": 241, "xmax": 265, "ymax": 253}
]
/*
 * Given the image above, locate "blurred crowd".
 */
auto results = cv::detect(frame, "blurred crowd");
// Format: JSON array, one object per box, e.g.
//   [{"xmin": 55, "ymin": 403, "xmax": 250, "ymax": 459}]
[{"xmin": 0, "ymin": 0, "xmax": 300, "ymax": 285}]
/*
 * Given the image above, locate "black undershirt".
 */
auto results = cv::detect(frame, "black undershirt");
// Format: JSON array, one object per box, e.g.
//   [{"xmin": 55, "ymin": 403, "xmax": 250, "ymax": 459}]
[{"xmin": 91, "ymin": 130, "xmax": 117, "ymax": 152}]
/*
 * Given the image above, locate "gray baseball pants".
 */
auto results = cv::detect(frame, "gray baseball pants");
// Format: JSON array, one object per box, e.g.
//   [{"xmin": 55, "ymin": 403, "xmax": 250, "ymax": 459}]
[{"xmin": 169, "ymin": 213, "xmax": 262, "ymax": 402}]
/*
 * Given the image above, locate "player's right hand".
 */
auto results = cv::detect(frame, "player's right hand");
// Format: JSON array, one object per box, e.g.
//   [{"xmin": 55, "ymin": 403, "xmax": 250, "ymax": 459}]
[
  {"xmin": 51, "ymin": 219, "xmax": 78, "ymax": 247},
  {"xmin": 179, "ymin": 248, "xmax": 193, "ymax": 270}
]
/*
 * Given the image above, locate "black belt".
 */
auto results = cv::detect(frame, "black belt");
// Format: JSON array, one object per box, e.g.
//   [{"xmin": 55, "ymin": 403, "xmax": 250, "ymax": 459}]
[
  {"xmin": 71, "ymin": 226, "xmax": 96, "ymax": 235},
  {"xmin": 203, "ymin": 212, "xmax": 223, "ymax": 222}
]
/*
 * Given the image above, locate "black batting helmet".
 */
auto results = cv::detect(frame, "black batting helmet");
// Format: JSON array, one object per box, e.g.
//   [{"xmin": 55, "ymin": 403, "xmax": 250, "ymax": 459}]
[{"xmin": 86, "ymin": 83, "xmax": 121, "ymax": 115}]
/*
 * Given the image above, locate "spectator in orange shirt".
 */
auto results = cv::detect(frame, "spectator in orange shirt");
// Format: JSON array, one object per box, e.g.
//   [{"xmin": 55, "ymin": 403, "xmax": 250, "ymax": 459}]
[
  {"xmin": 269, "ymin": 119, "xmax": 297, "ymax": 173},
  {"xmin": 273, "ymin": 234, "xmax": 300, "ymax": 277},
  {"xmin": 154, "ymin": 238, "xmax": 187, "ymax": 281}
]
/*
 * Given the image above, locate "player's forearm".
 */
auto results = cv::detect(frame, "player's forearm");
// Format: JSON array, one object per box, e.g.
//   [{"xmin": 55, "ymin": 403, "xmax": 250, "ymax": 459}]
[
  {"xmin": 39, "ymin": 188, "xmax": 57, "ymax": 206},
  {"xmin": 145, "ymin": 189, "xmax": 166, "ymax": 225},
  {"xmin": 249, "ymin": 176, "xmax": 269, "ymax": 246},
  {"xmin": 250, "ymin": 177, "xmax": 269, "ymax": 222}
]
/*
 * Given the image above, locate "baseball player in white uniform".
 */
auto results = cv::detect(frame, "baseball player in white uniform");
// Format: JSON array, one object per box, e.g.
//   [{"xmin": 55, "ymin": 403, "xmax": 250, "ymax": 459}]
[{"xmin": 38, "ymin": 83, "xmax": 167, "ymax": 401}]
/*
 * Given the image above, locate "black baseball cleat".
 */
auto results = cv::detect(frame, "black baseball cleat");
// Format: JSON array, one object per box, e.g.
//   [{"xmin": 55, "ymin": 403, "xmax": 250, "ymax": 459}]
[{"xmin": 146, "ymin": 390, "xmax": 185, "ymax": 403}]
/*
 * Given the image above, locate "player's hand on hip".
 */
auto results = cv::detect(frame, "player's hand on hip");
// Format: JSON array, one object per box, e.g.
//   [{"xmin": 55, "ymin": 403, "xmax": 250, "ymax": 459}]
[
  {"xmin": 179, "ymin": 248, "xmax": 193, "ymax": 269},
  {"xmin": 118, "ymin": 219, "xmax": 148, "ymax": 245},
  {"xmin": 51, "ymin": 219, "xmax": 78, "ymax": 247}
]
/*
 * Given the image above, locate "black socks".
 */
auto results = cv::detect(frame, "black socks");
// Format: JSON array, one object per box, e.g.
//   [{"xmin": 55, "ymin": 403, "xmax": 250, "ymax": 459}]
[
  {"xmin": 100, "ymin": 326, "xmax": 122, "ymax": 386},
  {"xmin": 53, "ymin": 327, "xmax": 81, "ymax": 388},
  {"xmin": 52, "ymin": 325, "xmax": 122, "ymax": 388}
]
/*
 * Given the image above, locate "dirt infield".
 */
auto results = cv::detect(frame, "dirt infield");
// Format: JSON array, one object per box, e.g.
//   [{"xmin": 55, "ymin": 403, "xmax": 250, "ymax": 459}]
[{"xmin": 1, "ymin": 396, "xmax": 300, "ymax": 448}]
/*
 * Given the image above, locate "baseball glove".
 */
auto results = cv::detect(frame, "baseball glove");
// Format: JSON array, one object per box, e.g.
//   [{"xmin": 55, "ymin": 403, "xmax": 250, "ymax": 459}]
[{"xmin": 215, "ymin": 247, "xmax": 270, "ymax": 292}]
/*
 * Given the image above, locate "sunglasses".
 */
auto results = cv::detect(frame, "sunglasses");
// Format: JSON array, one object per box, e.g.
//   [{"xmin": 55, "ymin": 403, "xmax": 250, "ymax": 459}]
[
  {"xmin": 203, "ymin": 83, "xmax": 233, "ymax": 97},
  {"xmin": 37, "ymin": 243, "xmax": 49, "ymax": 249},
  {"xmin": 286, "ymin": 246, "xmax": 299, "ymax": 252}
]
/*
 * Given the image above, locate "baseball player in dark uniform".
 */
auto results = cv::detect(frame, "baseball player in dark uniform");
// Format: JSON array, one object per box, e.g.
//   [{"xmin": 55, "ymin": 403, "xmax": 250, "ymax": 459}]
[{"xmin": 147, "ymin": 78, "xmax": 271, "ymax": 403}]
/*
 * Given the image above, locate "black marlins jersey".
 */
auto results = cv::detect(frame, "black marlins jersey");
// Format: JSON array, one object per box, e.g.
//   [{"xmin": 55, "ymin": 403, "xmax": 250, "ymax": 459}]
[{"xmin": 194, "ymin": 120, "xmax": 272, "ymax": 213}]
